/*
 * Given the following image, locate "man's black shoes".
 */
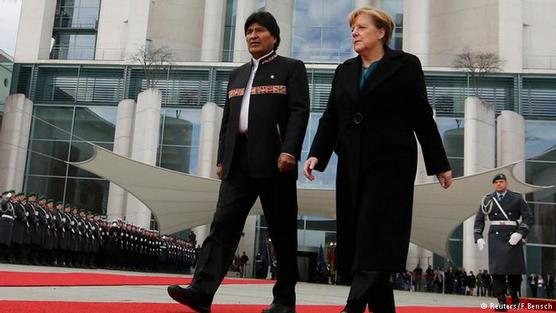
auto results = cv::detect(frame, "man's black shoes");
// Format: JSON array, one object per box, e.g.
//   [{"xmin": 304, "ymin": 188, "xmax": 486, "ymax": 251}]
[
  {"xmin": 167, "ymin": 285, "xmax": 211, "ymax": 313},
  {"xmin": 261, "ymin": 303, "xmax": 295, "ymax": 313}
]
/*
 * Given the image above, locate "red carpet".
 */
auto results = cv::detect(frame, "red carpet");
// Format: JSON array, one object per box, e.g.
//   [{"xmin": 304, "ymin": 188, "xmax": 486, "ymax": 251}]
[
  {"xmin": 0, "ymin": 271, "xmax": 273, "ymax": 287},
  {"xmin": 0, "ymin": 301, "xmax": 551, "ymax": 313}
]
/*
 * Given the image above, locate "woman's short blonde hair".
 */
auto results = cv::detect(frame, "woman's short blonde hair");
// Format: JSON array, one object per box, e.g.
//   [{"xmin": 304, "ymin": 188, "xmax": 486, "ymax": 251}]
[{"xmin": 348, "ymin": 7, "xmax": 394, "ymax": 45}]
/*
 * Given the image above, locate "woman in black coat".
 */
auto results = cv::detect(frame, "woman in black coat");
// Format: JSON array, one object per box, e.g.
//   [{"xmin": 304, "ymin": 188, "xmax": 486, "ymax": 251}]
[{"xmin": 304, "ymin": 7, "xmax": 452, "ymax": 313}]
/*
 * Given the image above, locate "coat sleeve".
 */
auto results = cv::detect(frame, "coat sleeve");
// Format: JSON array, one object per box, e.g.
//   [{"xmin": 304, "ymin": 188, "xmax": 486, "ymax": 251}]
[
  {"xmin": 308, "ymin": 66, "xmax": 340, "ymax": 172},
  {"xmin": 283, "ymin": 60, "xmax": 310, "ymax": 160},
  {"xmin": 517, "ymin": 195, "xmax": 534, "ymax": 237},
  {"xmin": 217, "ymin": 72, "xmax": 234, "ymax": 166},
  {"xmin": 405, "ymin": 55, "xmax": 451, "ymax": 175},
  {"xmin": 473, "ymin": 205, "xmax": 485, "ymax": 242}
]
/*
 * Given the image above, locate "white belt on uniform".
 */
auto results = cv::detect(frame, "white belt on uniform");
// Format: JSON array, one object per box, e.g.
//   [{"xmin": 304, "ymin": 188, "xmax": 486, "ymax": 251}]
[
  {"xmin": 490, "ymin": 220, "xmax": 517, "ymax": 226},
  {"xmin": 1, "ymin": 214, "xmax": 14, "ymax": 220}
]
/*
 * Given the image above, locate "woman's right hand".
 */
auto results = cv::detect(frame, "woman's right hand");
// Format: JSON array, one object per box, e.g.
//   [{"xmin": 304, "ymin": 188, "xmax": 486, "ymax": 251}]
[
  {"xmin": 216, "ymin": 164, "xmax": 223, "ymax": 179},
  {"xmin": 303, "ymin": 157, "xmax": 319, "ymax": 181}
]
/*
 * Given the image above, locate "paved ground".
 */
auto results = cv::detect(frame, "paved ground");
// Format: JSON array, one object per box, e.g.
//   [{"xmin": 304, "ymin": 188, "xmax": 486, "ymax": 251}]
[{"xmin": 0, "ymin": 263, "xmax": 498, "ymax": 309}]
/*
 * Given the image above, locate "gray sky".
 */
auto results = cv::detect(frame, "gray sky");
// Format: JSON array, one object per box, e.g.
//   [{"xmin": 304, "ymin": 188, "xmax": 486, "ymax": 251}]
[{"xmin": 0, "ymin": 0, "xmax": 22, "ymax": 56}]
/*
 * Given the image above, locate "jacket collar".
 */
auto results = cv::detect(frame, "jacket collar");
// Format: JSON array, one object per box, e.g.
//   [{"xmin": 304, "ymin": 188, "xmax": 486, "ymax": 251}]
[
  {"xmin": 250, "ymin": 50, "xmax": 277, "ymax": 66},
  {"xmin": 343, "ymin": 45, "xmax": 403, "ymax": 102}
]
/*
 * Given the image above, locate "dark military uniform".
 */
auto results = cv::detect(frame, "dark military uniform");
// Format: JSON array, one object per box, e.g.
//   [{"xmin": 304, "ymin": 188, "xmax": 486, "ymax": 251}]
[
  {"xmin": 0, "ymin": 193, "xmax": 15, "ymax": 260},
  {"xmin": 25, "ymin": 197, "xmax": 42, "ymax": 264},
  {"xmin": 474, "ymin": 176, "xmax": 534, "ymax": 310},
  {"xmin": 12, "ymin": 195, "xmax": 29, "ymax": 262},
  {"xmin": 106, "ymin": 221, "xmax": 120, "ymax": 268},
  {"xmin": 53, "ymin": 204, "xmax": 66, "ymax": 265},
  {"xmin": 35, "ymin": 199, "xmax": 50, "ymax": 264},
  {"xmin": 44, "ymin": 201, "xmax": 58, "ymax": 264}
]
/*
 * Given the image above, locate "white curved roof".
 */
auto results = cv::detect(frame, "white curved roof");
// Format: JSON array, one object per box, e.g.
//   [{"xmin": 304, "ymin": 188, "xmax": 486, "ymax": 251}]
[{"xmin": 72, "ymin": 145, "xmax": 551, "ymax": 257}]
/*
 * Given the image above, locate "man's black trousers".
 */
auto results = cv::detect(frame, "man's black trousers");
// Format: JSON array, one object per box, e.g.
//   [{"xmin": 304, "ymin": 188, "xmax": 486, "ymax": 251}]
[{"xmin": 191, "ymin": 136, "xmax": 299, "ymax": 306}]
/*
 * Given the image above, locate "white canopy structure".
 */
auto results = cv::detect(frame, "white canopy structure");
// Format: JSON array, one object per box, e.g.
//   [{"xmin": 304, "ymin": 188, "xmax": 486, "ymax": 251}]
[{"xmin": 72, "ymin": 145, "xmax": 551, "ymax": 258}]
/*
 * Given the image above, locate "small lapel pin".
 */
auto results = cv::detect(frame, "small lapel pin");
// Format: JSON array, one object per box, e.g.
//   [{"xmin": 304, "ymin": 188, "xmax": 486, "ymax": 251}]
[{"xmin": 270, "ymin": 75, "xmax": 275, "ymax": 79}]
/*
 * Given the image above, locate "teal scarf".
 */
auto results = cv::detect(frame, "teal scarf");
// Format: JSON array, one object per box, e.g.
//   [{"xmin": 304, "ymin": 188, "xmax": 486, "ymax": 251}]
[{"xmin": 359, "ymin": 61, "xmax": 380, "ymax": 91}]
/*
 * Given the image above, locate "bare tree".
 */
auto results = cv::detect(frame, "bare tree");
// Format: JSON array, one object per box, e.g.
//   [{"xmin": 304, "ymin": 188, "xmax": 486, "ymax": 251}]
[
  {"xmin": 453, "ymin": 47, "xmax": 504, "ymax": 96},
  {"xmin": 130, "ymin": 44, "xmax": 174, "ymax": 90}
]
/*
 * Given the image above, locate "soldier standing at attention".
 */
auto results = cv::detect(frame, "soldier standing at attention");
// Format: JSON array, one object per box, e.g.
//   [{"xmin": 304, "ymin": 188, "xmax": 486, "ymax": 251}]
[
  {"xmin": 0, "ymin": 191, "xmax": 15, "ymax": 262},
  {"xmin": 474, "ymin": 173, "xmax": 534, "ymax": 312},
  {"xmin": 25, "ymin": 193, "xmax": 41, "ymax": 265},
  {"xmin": 12, "ymin": 192, "xmax": 29, "ymax": 263}
]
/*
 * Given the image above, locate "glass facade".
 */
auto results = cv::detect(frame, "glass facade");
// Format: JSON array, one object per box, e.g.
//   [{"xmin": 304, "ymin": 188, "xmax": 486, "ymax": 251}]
[
  {"xmin": 25, "ymin": 105, "xmax": 116, "ymax": 213},
  {"xmin": 51, "ymin": 0, "xmax": 100, "ymax": 60},
  {"xmin": 11, "ymin": 63, "xmax": 556, "ymax": 276},
  {"xmin": 291, "ymin": 0, "xmax": 405, "ymax": 63},
  {"xmin": 292, "ymin": 0, "xmax": 353, "ymax": 63},
  {"xmin": 157, "ymin": 109, "xmax": 201, "ymax": 174},
  {"xmin": 381, "ymin": 0, "xmax": 404, "ymax": 50},
  {"xmin": 524, "ymin": 120, "xmax": 556, "ymax": 278},
  {"xmin": 222, "ymin": 0, "xmax": 237, "ymax": 62}
]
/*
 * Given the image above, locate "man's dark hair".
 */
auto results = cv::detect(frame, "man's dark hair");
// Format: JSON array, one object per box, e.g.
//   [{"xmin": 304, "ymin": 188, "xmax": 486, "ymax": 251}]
[{"xmin": 244, "ymin": 11, "xmax": 281, "ymax": 51}]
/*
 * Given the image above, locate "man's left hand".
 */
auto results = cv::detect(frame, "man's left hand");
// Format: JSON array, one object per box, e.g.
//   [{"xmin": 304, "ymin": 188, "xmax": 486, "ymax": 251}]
[{"xmin": 277, "ymin": 153, "xmax": 296, "ymax": 172}]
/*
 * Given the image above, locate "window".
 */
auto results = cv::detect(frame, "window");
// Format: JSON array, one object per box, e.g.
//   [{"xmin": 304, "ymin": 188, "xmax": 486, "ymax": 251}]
[
  {"xmin": 51, "ymin": 33, "xmax": 96, "ymax": 60},
  {"xmin": 222, "ymin": 0, "xmax": 237, "ymax": 62},
  {"xmin": 51, "ymin": 0, "xmax": 100, "ymax": 60},
  {"xmin": 54, "ymin": 0, "xmax": 101, "ymax": 29},
  {"xmin": 381, "ymin": 0, "xmax": 404, "ymax": 49},
  {"xmin": 291, "ymin": 0, "xmax": 353, "ymax": 63}
]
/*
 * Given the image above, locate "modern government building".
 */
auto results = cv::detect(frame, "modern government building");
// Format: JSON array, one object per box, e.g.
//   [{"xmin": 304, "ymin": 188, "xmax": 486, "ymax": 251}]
[{"xmin": 0, "ymin": 0, "xmax": 555, "ymax": 283}]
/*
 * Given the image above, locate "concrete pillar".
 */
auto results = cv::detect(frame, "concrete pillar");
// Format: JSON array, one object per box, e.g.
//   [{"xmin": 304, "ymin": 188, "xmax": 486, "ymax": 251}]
[
  {"xmin": 496, "ymin": 111, "xmax": 525, "ymax": 177},
  {"xmin": 265, "ymin": 0, "xmax": 294, "ymax": 58},
  {"xmin": 14, "ymin": 0, "xmax": 56, "ymax": 62},
  {"xmin": 200, "ymin": 0, "xmax": 227, "ymax": 62},
  {"xmin": 463, "ymin": 97, "xmax": 495, "ymax": 274},
  {"xmin": 498, "ymin": 0, "xmax": 523, "ymax": 72},
  {"xmin": 193, "ymin": 102, "xmax": 223, "ymax": 245},
  {"xmin": 107, "ymin": 99, "xmax": 136, "ymax": 221},
  {"xmin": 0, "ymin": 94, "xmax": 33, "ymax": 192},
  {"xmin": 233, "ymin": 0, "xmax": 257, "ymax": 62},
  {"xmin": 124, "ymin": 89, "xmax": 162, "ymax": 228},
  {"xmin": 402, "ymin": 0, "xmax": 430, "ymax": 66}
]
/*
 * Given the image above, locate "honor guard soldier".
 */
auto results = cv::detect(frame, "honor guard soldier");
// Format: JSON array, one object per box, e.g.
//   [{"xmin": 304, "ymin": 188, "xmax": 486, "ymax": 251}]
[
  {"xmin": 45, "ymin": 199, "xmax": 57, "ymax": 265},
  {"xmin": 25, "ymin": 193, "xmax": 42, "ymax": 264},
  {"xmin": 12, "ymin": 192, "xmax": 29, "ymax": 263},
  {"xmin": 71, "ymin": 207, "xmax": 83, "ymax": 266},
  {"xmin": 106, "ymin": 220, "xmax": 120, "ymax": 269},
  {"xmin": 54, "ymin": 201, "xmax": 66, "ymax": 265},
  {"xmin": 62, "ymin": 203, "xmax": 76, "ymax": 266},
  {"xmin": 78, "ymin": 209, "xmax": 89, "ymax": 267},
  {"xmin": 36, "ymin": 196, "xmax": 50, "ymax": 264},
  {"xmin": 0, "ymin": 191, "xmax": 15, "ymax": 261},
  {"xmin": 474, "ymin": 173, "xmax": 534, "ymax": 311}
]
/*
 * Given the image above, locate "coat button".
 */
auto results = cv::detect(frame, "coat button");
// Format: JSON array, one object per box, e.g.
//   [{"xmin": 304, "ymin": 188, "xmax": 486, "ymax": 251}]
[
  {"xmin": 496, "ymin": 232, "xmax": 499, "ymax": 235},
  {"xmin": 352, "ymin": 112, "xmax": 364, "ymax": 124},
  {"xmin": 353, "ymin": 112, "xmax": 364, "ymax": 124}
]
